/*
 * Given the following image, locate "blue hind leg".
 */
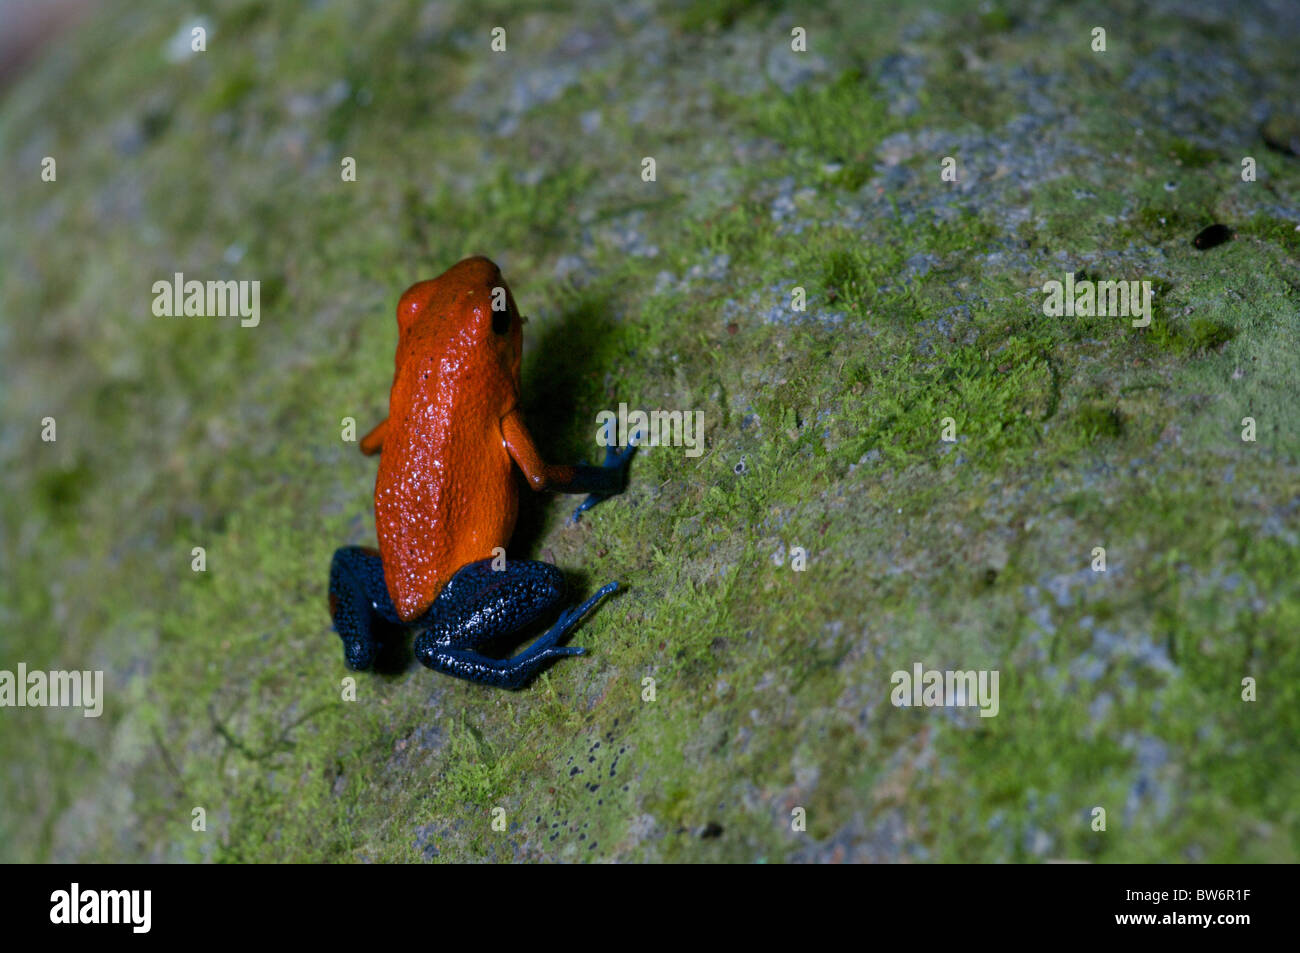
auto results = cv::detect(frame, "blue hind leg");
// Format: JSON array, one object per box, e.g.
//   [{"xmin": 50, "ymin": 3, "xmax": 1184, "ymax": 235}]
[
  {"xmin": 414, "ymin": 559, "xmax": 619, "ymax": 689},
  {"xmin": 328, "ymin": 546, "xmax": 403, "ymax": 671}
]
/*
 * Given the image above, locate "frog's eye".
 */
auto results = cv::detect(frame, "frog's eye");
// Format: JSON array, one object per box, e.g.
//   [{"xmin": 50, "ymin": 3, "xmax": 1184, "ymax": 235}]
[{"xmin": 492, "ymin": 308, "xmax": 511, "ymax": 335}]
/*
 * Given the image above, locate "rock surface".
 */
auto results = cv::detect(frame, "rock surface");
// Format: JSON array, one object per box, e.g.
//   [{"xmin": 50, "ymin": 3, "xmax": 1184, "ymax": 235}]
[{"xmin": 1, "ymin": 0, "xmax": 1298, "ymax": 862}]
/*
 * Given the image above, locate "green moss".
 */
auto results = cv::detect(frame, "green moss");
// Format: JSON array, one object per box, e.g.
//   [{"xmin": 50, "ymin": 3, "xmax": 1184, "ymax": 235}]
[
  {"xmin": 839, "ymin": 335, "xmax": 1056, "ymax": 466},
  {"xmin": 670, "ymin": 0, "xmax": 790, "ymax": 31},
  {"xmin": 1237, "ymin": 215, "xmax": 1300, "ymax": 252},
  {"xmin": 1167, "ymin": 137, "xmax": 1218, "ymax": 169},
  {"xmin": 821, "ymin": 161, "xmax": 874, "ymax": 192},
  {"xmin": 1130, "ymin": 203, "xmax": 1195, "ymax": 241},
  {"xmin": 1073, "ymin": 402, "xmax": 1124, "ymax": 439},
  {"xmin": 747, "ymin": 68, "xmax": 904, "ymax": 164},
  {"xmin": 922, "ymin": 210, "xmax": 1000, "ymax": 256},
  {"xmin": 34, "ymin": 462, "xmax": 94, "ymax": 517},
  {"xmin": 979, "ymin": 7, "xmax": 1016, "ymax": 33},
  {"xmin": 1150, "ymin": 316, "xmax": 1237, "ymax": 356},
  {"xmin": 822, "ymin": 247, "xmax": 870, "ymax": 309}
]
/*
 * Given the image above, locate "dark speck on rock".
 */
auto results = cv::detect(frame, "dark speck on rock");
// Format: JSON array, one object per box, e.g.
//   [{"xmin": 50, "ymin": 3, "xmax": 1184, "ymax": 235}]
[
  {"xmin": 700, "ymin": 822, "xmax": 724, "ymax": 839},
  {"xmin": 1193, "ymin": 224, "xmax": 1233, "ymax": 249},
  {"xmin": 1262, "ymin": 116, "xmax": 1300, "ymax": 157}
]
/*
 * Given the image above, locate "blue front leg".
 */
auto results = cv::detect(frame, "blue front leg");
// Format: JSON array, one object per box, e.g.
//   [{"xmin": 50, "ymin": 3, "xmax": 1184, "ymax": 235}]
[{"xmin": 569, "ymin": 429, "xmax": 640, "ymax": 523}]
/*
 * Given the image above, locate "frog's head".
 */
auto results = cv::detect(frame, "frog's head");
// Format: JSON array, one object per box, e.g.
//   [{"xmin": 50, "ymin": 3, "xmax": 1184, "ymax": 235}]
[{"xmin": 395, "ymin": 255, "xmax": 523, "ymax": 391}]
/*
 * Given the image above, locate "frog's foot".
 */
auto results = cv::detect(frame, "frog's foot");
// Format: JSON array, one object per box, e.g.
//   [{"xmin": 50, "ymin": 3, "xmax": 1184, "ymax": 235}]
[
  {"xmin": 415, "ymin": 578, "xmax": 619, "ymax": 689},
  {"xmin": 569, "ymin": 431, "xmax": 641, "ymax": 524},
  {"xmin": 339, "ymin": 632, "xmax": 376, "ymax": 671},
  {"xmin": 329, "ymin": 545, "xmax": 404, "ymax": 671},
  {"xmin": 530, "ymin": 580, "xmax": 619, "ymax": 655}
]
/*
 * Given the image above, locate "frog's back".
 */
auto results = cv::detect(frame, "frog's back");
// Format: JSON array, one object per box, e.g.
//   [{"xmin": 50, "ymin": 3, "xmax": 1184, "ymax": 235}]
[{"xmin": 374, "ymin": 260, "xmax": 520, "ymax": 622}]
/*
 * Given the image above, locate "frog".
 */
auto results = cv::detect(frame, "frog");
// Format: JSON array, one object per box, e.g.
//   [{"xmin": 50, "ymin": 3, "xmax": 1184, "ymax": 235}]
[{"xmin": 328, "ymin": 256, "xmax": 636, "ymax": 689}]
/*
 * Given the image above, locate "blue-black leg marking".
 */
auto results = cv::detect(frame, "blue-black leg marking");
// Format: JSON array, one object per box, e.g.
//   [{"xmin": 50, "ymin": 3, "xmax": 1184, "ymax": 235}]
[
  {"xmin": 569, "ymin": 429, "xmax": 640, "ymax": 524},
  {"xmin": 329, "ymin": 549, "xmax": 619, "ymax": 689},
  {"xmin": 416, "ymin": 559, "xmax": 565, "ymax": 649},
  {"xmin": 329, "ymin": 546, "xmax": 403, "ymax": 671},
  {"xmin": 415, "ymin": 561, "xmax": 617, "ymax": 689}
]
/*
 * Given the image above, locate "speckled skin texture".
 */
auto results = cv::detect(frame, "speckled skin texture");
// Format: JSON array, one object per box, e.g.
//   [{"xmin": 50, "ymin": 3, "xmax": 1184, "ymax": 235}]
[
  {"xmin": 330, "ymin": 549, "xmax": 616, "ymax": 688},
  {"xmin": 330, "ymin": 256, "xmax": 634, "ymax": 687},
  {"xmin": 372, "ymin": 257, "xmax": 523, "ymax": 622}
]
